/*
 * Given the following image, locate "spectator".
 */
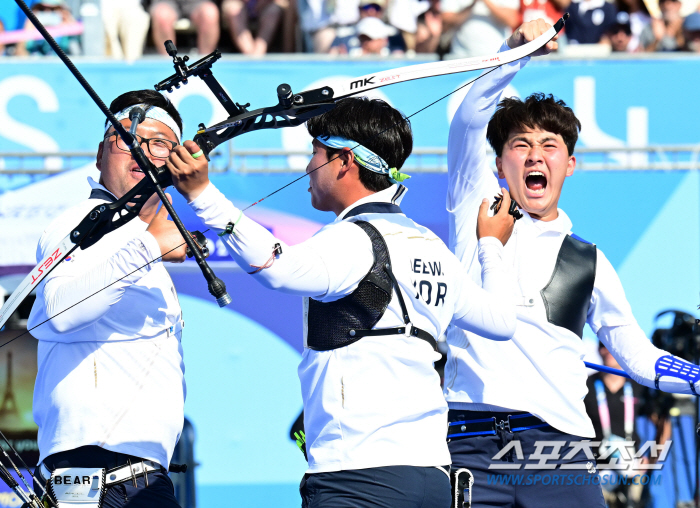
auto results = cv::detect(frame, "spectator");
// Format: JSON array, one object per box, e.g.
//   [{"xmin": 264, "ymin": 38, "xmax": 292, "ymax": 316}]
[
  {"xmin": 640, "ymin": 0, "xmax": 684, "ymax": 51},
  {"xmin": 565, "ymin": 0, "xmax": 618, "ymax": 44},
  {"xmin": 606, "ymin": 0, "xmax": 651, "ymax": 50},
  {"xmin": 222, "ymin": 0, "xmax": 285, "ymax": 55},
  {"xmin": 606, "ymin": 11, "xmax": 638, "ymax": 50},
  {"xmin": 356, "ymin": 15, "xmax": 394, "ymax": 53},
  {"xmin": 150, "ymin": 0, "xmax": 220, "ymax": 55},
  {"xmin": 520, "ymin": 0, "xmax": 569, "ymax": 27},
  {"xmin": 441, "ymin": 0, "xmax": 520, "ymax": 57},
  {"xmin": 329, "ymin": 0, "xmax": 406, "ymax": 54},
  {"xmin": 330, "ymin": 15, "xmax": 396, "ymax": 54},
  {"xmin": 300, "ymin": 0, "xmax": 360, "ymax": 53},
  {"xmin": 101, "ymin": 0, "xmax": 150, "ymax": 61},
  {"xmin": 16, "ymin": 0, "xmax": 80, "ymax": 56},
  {"xmin": 415, "ymin": 0, "xmax": 442, "ymax": 52},
  {"xmin": 682, "ymin": 11, "xmax": 700, "ymax": 50},
  {"xmin": 388, "ymin": 0, "xmax": 431, "ymax": 51}
]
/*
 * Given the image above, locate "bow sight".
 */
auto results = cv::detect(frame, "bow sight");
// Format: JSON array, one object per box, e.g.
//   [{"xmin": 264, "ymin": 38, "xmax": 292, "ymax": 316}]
[{"xmin": 155, "ymin": 42, "xmax": 337, "ymax": 159}]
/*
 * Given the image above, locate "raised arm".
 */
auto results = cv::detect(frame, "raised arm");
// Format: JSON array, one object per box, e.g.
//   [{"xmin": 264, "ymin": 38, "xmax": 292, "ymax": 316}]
[
  {"xmin": 447, "ymin": 19, "xmax": 558, "ymax": 260},
  {"xmin": 590, "ymin": 251, "xmax": 700, "ymax": 394},
  {"xmin": 446, "ymin": 43, "xmax": 528, "ymax": 215}
]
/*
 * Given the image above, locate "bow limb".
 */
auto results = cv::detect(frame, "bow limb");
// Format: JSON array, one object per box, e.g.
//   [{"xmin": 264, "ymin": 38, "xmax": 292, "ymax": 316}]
[
  {"xmin": 0, "ymin": 178, "xmax": 159, "ymax": 331},
  {"xmin": 193, "ymin": 15, "xmax": 568, "ymax": 156},
  {"xmin": 323, "ymin": 15, "xmax": 568, "ymax": 99}
]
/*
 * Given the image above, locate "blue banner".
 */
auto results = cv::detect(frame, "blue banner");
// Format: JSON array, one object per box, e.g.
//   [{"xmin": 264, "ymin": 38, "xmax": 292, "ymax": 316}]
[{"xmin": 1, "ymin": 57, "xmax": 699, "ymax": 155}]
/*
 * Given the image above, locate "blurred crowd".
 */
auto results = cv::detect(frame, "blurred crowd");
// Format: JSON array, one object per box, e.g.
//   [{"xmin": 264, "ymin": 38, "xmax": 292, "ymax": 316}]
[{"xmin": 0, "ymin": 0, "xmax": 699, "ymax": 59}]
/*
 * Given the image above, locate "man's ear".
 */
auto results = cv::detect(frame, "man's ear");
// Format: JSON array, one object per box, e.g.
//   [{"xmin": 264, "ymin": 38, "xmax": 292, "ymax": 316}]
[
  {"xmin": 96, "ymin": 141, "xmax": 104, "ymax": 172},
  {"xmin": 338, "ymin": 148, "xmax": 355, "ymax": 177},
  {"xmin": 565, "ymin": 155, "xmax": 576, "ymax": 177},
  {"xmin": 496, "ymin": 157, "xmax": 505, "ymax": 179}
]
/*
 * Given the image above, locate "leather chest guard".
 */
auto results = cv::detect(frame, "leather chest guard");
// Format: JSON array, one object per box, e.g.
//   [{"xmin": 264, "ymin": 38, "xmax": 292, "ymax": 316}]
[
  {"xmin": 540, "ymin": 234, "xmax": 597, "ymax": 339},
  {"xmin": 307, "ymin": 221, "xmax": 393, "ymax": 351}
]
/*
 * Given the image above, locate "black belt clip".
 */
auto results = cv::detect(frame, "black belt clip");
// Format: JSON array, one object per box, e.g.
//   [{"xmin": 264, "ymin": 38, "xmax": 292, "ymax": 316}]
[
  {"xmin": 494, "ymin": 417, "xmax": 510, "ymax": 432},
  {"xmin": 494, "ymin": 417, "xmax": 517, "ymax": 462}
]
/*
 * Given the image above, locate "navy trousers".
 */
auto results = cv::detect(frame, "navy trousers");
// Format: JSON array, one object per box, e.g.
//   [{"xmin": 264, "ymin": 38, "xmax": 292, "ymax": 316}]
[
  {"xmin": 448, "ymin": 413, "xmax": 606, "ymax": 508},
  {"xmin": 300, "ymin": 465, "xmax": 451, "ymax": 508}
]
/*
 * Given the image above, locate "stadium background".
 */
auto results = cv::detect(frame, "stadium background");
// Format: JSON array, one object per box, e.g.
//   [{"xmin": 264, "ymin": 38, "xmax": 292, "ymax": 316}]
[{"xmin": 0, "ymin": 33, "xmax": 700, "ymax": 508}]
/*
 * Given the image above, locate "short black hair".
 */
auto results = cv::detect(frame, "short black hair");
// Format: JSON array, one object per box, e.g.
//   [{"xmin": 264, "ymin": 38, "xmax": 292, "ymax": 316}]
[
  {"xmin": 486, "ymin": 93, "xmax": 581, "ymax": 157},
  {"xmin": 105, "ymin": 89, "xmax": 183, "ymax": 137},
  {"xmin": 306, "ymin": 97, "xmax": 412, "ymax": 193}
]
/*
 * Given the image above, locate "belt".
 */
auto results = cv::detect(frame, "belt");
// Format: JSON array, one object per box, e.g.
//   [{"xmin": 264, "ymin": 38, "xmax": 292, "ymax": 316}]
[
  {"xmin": 41, "ymin": 446, "xmax": 165, "ymax": 486},
  {"xmin": 447, "ymin": 410, "xmax": 551, "ymax": 441}
]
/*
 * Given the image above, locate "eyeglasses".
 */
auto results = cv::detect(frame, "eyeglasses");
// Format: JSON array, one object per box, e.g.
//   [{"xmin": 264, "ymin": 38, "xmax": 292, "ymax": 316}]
[{"xmin": 104, "ymin": 132, "xmax": 178, "ymax": 159}]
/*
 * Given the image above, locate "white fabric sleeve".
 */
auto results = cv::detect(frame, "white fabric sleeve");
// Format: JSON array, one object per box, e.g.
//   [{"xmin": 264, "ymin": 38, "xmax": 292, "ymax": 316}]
[
  {"xmin": 591, "ymin": 250, "xmax": 700, "ymax": 393},
  {"xmin": 451, "ymin": 236, "xmax": 516, "ymax": 340},
  {"xmin": 447, "ymin": 41, "xmax": 529, "ymax": 260},
  {"xmin": 188, "ymin": 183, "xmax": 373, "ymax": 300},
  {"xmin": 598, "ymin": 325, "xmax": 700, "ymax": 394},
  {"xmin": 41, "ymin": 230, "xmax": 162, "ymax": 334}
]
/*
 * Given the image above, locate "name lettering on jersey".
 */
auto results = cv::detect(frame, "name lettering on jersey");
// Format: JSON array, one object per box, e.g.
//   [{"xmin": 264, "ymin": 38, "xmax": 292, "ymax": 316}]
[
  {"xmin": 412, "ymin": 259, "xmax": 442, "ymax": 276},
  {"xmin": 410, "ymin": 258, "xmax": 447, "ymax": 306},
  {"xmin": 53, "ymin": 475, "xmax": 91, "ymax": 485}
]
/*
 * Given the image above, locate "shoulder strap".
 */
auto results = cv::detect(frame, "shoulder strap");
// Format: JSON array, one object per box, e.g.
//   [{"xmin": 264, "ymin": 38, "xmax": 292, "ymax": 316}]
[{"xmin": 351, "ymin": 220, "xmax": 437, "ymax": 351}]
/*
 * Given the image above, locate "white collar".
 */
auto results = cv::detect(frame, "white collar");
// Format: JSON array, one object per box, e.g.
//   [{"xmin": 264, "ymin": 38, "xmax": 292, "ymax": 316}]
[
  {"xmin": 335, "ymin": 184, "xmax": 408, "ymax": 222},
  {"xmin": 87, "ymin": 176, "xmax": 117, "ymax": 200},
  {"xmin": 518, "ymin": 208, "xmax": 573, "ymax": 235}
]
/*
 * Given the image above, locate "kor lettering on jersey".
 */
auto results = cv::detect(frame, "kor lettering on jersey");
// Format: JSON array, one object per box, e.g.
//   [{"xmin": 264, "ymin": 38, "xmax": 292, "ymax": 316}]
[{"xmin": 410, "ymin": 258, "xmax": 447, "ymax": 306}]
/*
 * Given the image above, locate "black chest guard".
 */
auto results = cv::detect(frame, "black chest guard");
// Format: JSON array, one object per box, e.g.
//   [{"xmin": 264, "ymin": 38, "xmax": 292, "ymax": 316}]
[
  {"xmin": 540, "ymin": 234, "xmax": 597, "ymax": 339},
  {"xmin": 306, "ymin": 219, "xmax": 436, "ymax": 352}
]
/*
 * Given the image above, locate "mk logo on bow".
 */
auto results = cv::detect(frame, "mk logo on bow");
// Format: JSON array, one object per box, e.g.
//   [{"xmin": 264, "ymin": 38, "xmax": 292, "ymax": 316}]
[{"xmin": 350, "ymin": 76, "xmax": 376, "ymax": 90}]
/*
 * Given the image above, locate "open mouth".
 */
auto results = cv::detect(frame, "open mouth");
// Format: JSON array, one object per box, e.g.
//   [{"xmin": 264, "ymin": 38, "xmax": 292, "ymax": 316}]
[{"xmin": 525, "ymin": 171, "xmax": 547, "ymax": 195}]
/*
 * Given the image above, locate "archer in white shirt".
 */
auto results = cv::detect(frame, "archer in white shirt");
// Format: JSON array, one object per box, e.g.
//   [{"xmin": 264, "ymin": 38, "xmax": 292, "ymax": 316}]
[
  {"xmin": 167, "ymin": 96, "xmax": 519, "ymax": 508},
  {"xmin": 29, "ymin": 90, "xmax": 191, "ymax": 508},
  {"xmin": 445, "ymin": 19, "xmax": 700, "ymax": 507}
]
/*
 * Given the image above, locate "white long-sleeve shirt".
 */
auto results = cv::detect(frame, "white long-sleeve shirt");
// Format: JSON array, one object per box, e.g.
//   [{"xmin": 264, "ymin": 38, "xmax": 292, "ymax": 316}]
[
  {"xmin": 28, "ymin": 177, "xmax": 185, "ymax": 468},
  {"xmin": 445, "ymin": 42, "xmax": 700, "ymax": 438},
  {"xmin": 189, "ymin": 182, "xmax": 516, "ymax": 473}
]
